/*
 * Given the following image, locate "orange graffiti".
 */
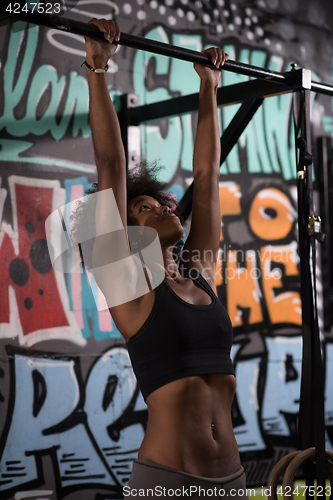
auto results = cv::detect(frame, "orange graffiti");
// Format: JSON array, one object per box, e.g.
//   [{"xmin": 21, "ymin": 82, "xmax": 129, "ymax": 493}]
[
  {"xmin": 260, "ymin": 244, "xmax": 301, "ymax": 325},
  {"xmin": 249, "ymin": 188, "xmax": 296, "ymax": 241},
  {"xmin": 226, "ymin": 249, "xmax": 263, "ymax": 327},
  {"xmin": 219, "ymin": 183, "xmax": 241, "ymax": 241},
  {"xmin": 215, "ymin": 248, "xmax": 223, "ymax": 287}
]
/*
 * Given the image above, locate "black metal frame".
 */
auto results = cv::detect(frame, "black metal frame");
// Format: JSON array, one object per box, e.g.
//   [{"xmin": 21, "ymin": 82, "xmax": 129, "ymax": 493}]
[
  {"xmin": 318, "ymin": 137, "xmax": 333, "ymax": 331},
  {"xmin": 2, "ymin": 9, "xmax": 333, "ymax": 489},
  {"xmin": 126, "ymin": 70, "xmax": 313, "ymax": 219},
  {"xmin": 1, "ymin": 8, "xmax": 333, "ymax": 95}
]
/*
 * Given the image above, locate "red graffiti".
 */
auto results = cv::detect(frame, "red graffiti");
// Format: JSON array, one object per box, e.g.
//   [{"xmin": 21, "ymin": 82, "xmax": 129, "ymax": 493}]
[{"xmin": 0, "ymin": 183, "xmax": 69, "ymax": 336}]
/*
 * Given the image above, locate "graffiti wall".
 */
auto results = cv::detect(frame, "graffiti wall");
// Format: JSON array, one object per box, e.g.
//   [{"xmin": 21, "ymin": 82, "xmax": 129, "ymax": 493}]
[{"xmin": 1, "ymin": 0, "xmax": 333, "ymax": 498}]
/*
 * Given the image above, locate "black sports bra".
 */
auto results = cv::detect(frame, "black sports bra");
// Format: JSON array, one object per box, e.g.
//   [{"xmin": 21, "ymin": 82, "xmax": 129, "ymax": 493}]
[{"xmin": 126, "ymin": 268, "xmax": 234, "ymax": 402}]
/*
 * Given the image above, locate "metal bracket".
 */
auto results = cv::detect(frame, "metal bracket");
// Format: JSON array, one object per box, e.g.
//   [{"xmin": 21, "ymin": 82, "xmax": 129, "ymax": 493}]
[
  {"xmin": 308, "ymin": 215, "xmax": 322, "ymax": 236},
  {"xmin": 301, "ymin": 69, "xmax": 312, "ymax": 90},
  {"xmin": 288, "ymin": 67, "xmax": 312, "ymax": 90},
  {"xmin": 128, "ymin": 126, "xmax": 141, "ymax": 169},
  {"xmin": 118, "ymin": 93, "xmax": 141, "ymax": 169},
  {"xmin": 126, "ymin": 94, "xmax": 141, "ymax": 169}
]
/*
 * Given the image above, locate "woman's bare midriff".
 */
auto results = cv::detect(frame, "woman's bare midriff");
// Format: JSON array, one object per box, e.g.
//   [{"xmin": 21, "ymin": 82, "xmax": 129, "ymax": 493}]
[{"xmin": 138, "ymin": 373, "xmax": 241, "ymax": 478}]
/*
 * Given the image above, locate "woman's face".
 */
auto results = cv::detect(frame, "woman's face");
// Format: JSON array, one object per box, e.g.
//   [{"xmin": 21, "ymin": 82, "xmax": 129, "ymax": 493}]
[{"xmin": 127, "ymin": 195, "xmax": 183, "ymax": 244}]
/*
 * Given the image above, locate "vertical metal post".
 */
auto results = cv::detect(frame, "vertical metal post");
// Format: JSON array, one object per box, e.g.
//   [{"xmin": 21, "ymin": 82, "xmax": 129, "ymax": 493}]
[
  {"xmin": 295, "ymin": 87, "xmax": 326, "ymax": 494},
  {"xmin": 118, "ymin": 94, "xmax": 130, "ymax": 169},
  {"xmin": 318, "ymin": 137, "xmax": 333, "ymax": 330},
  {"xmin": 118, "ymin": 94, "xmax": 141, "ymax": 170}
]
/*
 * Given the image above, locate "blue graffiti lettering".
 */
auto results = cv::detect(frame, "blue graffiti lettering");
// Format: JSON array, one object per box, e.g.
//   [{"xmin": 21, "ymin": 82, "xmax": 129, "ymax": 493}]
[
  {"xmin": 0, "ymin": 347, "xmax": 146, "ymax": 493},
  {"xmin": 261, "ymin": 336, "xmax": 302, "ymax": 436},
  {"xmin": 231, "ymin": 345, "xmax": 266, "ymax": 452}
]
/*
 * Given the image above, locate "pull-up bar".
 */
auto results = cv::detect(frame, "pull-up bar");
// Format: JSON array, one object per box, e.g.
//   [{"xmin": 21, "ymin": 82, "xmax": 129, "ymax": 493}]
[{"xmin": 2, "ymin": 9, "xmax": 333, "ymax": 96}]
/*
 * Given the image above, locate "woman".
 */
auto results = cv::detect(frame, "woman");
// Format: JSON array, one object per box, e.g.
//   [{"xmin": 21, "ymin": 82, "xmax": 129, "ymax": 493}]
[{"xmin": 84, "ymin": 18, "xmax": 247, "ymax": 499}]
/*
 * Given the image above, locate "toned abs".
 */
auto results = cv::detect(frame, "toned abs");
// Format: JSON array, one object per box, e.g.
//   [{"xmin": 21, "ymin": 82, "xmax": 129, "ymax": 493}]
[{"xmin": 138, "ymin": 373, "xmax": 241, "ymax": 477}]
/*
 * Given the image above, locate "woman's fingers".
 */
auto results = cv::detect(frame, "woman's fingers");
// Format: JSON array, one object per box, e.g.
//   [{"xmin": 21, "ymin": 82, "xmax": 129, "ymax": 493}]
[
  {"xmin": 213, "ymin": 48, "xmax": 228, "ymax": 68},
  {"xmin": 87, "ymin": 18, "xmax": 120, "ymax": 44},
  {"xmin": 217, "ymin": 48, "xmax": 228, "ymax": 67},
  {"xmin": 204, "ymin": 47, "xmax": 229, "ymax": 68},
  {"xmin": 105, "ymin": 20, "xmax": 120, "ymax": 43},
  {"xmin": 114, "ymin": 21, "xmax": 120, "ymax": 42}
]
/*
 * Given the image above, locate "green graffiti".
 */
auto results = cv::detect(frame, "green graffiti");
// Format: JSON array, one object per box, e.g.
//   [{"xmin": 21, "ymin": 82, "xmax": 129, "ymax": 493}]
[
  {"xmin": 263, "ymin": 56, "xmax": 295, "ymax": 180},
  {"xmin": 133, "ymin": 27, "xmax": 182, "ymax": 184},
  {"xmin": 241, "ymin": 50, "xmax": 269, "ymax": 175},
  {"xmin": 133, "ymin": 29, "xmax": 298, "ymax": 181},
  {"xmin": 0, "ymin": 138, "xmax": 95, "ymax": 173},
  {"xmin": 322, "ymin": 115, "xmax": 333, "ymax": 136},
  {"xmin": 221, "ymin": 45, "xmax": 247, "ymax": 175},
  {"xmin": 0, "ymin": 23, "xmax": 90, "ymax": 143},
  {"xmin": 170, "ymin": 34, "xmax": 202, "ymax": 172},
  {"xmin": 1, "ymin": 23, "xmax": 303, "ymax": 181},
  {"xmin": 1, "ymin": 23, "xmax": 38, "ymax": 131},
  {"xmin": 221, "ymin": 50, "xmax": 297, "ymax": 180}
]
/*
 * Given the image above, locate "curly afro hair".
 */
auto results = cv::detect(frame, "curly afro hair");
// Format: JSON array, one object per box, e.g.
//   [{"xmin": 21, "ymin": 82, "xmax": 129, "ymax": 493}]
[{"xmin": 70, "ymin": 162, "xmax": 185, "ymax": 269}]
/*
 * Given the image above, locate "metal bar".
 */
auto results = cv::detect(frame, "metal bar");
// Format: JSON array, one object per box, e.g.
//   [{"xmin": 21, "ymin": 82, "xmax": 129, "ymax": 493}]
[
  {"xmin": 220, "ymin": 97, "xmax": 264, "ymax": 164},
  {"xmin": 328, "ymin": 147, "xmax": 333, "ymax": 162},
  {"xmin": 0, "ymin": 10, "xmax": 311, "ymax": 86},
  {"xmin": 118, "ymin": 94, "xmax": 131, "ymax": 169},
  {"xmin": 3, "ymin": 10, "xmax": 333, "ymax": 95},
  {"xmin": 304, "ymin": 89, "xmax": 314, "ymax": 214},
  {"xmin": 295, "ymin": 90, "xmax": 326, "ymax": 492},
  {"xmin": 2, "ymin": 10, "xmax": 285, "ymax": 80},
  {"xmin": 176, "ymin": 184, "xmax": 193, "ymax": 221},
  {"xmin": 311, "ymin": 81, "xmax": 333, "ymax": 97},
  {"xmin": 296, "ymin": 91, "xmax": 315, "ymax": 453},
  {"xmin": 129, "ymin": 79, "xmax": 300, "ymax": 125}
]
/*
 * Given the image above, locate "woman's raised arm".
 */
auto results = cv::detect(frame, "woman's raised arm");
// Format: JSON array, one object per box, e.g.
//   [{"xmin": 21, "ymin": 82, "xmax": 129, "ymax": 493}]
[
  {"xmin": 182, "ymin": 48, "xmax": 228, "ymax": 286},
  {"xmin": 85, "ymin": 19, "xmax": 128, "ymax": 227},
  {"xmin": 84, "ymin": 20, "xmax": 156, "ymax": 325},
  {"xmin": 84, "ymin": 20, "xmax": 134, "ymax": 303}
]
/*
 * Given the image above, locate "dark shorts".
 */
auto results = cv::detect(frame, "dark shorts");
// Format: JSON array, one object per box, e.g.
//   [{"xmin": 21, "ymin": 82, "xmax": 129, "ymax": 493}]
[{"xmin": 123, "ymin": 458, "xmax": 249, "ymax": 499}]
